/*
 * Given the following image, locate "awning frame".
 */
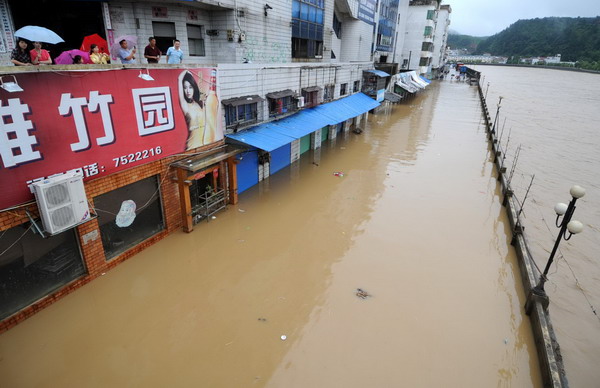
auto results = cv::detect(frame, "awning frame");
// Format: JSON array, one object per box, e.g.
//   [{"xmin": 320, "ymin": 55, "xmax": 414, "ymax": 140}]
[{"xmin": 266, "ymin": 89, "xmax": 297, "ymax": 99}]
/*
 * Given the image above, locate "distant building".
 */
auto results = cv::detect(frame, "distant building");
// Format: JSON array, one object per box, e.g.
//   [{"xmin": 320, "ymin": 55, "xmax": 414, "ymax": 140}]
[
  {"xmin": 402, "ymin": 0, "xmax": 439, "ymax": 74},
  {"xmin": 431, "ymin": 4, "xmax": 451, "ymax": 74}
]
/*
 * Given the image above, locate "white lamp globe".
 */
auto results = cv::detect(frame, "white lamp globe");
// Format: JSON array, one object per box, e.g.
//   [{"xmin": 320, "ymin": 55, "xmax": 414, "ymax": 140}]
[
  {"xmin": 567, "ymin": 220, "xmax": 584, "ymax": 234},
  {"xmin": 554, "ymin": 203, "xmax": 568, "ymax": 216},
  {"xmin": 570, "ymin": 185, "xmax": 586, "ymax": 199}
]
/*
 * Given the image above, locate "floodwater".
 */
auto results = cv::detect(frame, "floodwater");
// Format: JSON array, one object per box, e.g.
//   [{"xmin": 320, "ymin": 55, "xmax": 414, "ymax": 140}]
[
  {"xmin": 0, "ymin": 81, "xmax": 543, "ymax": 387},
  {"xmin": 472, "ymin": 65, "xmax": 600, "ymax": 388}
]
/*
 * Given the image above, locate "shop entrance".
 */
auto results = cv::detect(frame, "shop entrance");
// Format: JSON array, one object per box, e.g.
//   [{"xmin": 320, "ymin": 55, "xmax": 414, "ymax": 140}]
[
  {"xmin": 189, "ymin": 167, "xmax": 226, "ymax": 224},
  {"xmin": 171, "ymin": 146, "xmax": 241, "ymax": 233}
]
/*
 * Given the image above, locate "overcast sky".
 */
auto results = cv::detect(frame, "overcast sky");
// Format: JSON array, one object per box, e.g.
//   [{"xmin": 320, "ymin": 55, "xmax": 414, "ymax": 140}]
[{"xmin": 447, "ymin": 0, "xmax": 600, "ymax": 36}]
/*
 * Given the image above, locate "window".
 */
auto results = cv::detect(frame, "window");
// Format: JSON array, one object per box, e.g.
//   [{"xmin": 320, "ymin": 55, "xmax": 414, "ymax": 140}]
[
  {"xmin": 225, "ymin": 103, "xmax": 258, "ymax": 129},
  {"xmin": 292, "ymin": 0, "xmax": 324, "ymax": 58},
  {"xmin": 333, "ymin": 13, "xmax": 342, "ymax": 38},
  {"xmin": 292, "ymin": 38, "xmax": 323, "ymax": 58},
  {"xmin": 152, "ymin": 21, "xmax": 176, "ymax": 54},
  {"xmin": 340, "ymin": 83, "xmax": 347, "ymax": 96},
  {"xmin": 424, "ymin": 26, "xmax": 433, "ymax": 37},
  {"xmin": 95, "ymin": 176, "xmax": 165, "ymax": 260},
  {"xmin": 302, "ymin": 87, "xmax": 321, "ymax": 108},
  {"xmin": 353, "ymin": 80, "xmax": 360, "ymax": 93},
  {"xmin": 426, "ymin": 10, "xmax": 435, "ymax": 20},
  {"xmin": 421, "ymin": 42, "xmax": 434, "ymax": 52},
  {"xmin": 0, "ymin": 225, "xmax": 85, "ymax": 320},
  {"xmin": 267, "ymin": 92, "xmax": 297, "ymax": 117},
  {"xmin": 419, "ymin": 57, "xmax": 431, "ymax": 66},
  {"xmin": 269, "ymin": 96, "xmax": 293, "ymax": 116},
  {"xmin": 323, "ymin": 85, "xmax": 334, "ymax": 101},
  {"xmin": 187, "ymin": 24, "xmax": 205, "ymax": 56}
]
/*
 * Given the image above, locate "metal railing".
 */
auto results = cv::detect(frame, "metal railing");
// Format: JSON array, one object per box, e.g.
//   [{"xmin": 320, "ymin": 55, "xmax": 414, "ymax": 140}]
[{"xmin": 192, "ymin": 188, "xmax": 227, "ymax": 224}]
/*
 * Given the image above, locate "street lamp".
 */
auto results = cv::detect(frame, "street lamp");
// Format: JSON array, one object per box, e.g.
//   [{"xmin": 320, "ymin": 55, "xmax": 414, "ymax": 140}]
[
  {"xmin": 525, "ymin": 185, "xmax": 585, "ymax": 314},
  {"xmin": 491, "ymin": 96, "xmax": 503, "ymax": 133}
]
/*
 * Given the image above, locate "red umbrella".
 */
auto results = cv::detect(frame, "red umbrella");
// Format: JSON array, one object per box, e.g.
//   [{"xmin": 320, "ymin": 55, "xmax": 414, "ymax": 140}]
[{"xmin": 80, "ymin": 33, "xmax": 109, "ymax": 55}]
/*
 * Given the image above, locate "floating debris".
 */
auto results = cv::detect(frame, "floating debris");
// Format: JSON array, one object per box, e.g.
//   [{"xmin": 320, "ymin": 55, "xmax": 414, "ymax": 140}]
[
  {"xmin": 257, "ymin": 318, "xmax": 267, "ymax": 322},
  {"xmin": 280, "ymin": 335, "xmax": 287, "ymax": 341},
  {"xmin": 238, "ymin": 209, "xmax": 246, "ymax": 213},
  {"xmin": 356, "ymin": 288, "xmax": 371, "ymax": 299},
  {"xmin": 333, "ymin": 172, "xmax": 344, "ymax": 177}
]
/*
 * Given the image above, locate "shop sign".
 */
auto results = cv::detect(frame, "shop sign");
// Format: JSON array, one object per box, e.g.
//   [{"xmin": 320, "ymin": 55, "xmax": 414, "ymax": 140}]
[
  {"xmin": 358, "ymin": 0, "xmax": 377, "ymax": 26},
  {"xmin": 0, "ymin": 68, "xmax": 224, "ymax": 209},
  {"xmin": 376, "ymin": 89, "xmax": 385, "ymax": 102}
]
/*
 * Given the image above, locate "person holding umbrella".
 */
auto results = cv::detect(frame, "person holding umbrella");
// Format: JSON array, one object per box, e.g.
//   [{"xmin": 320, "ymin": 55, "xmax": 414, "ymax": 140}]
[
  {"xmin": 30, "ymin": 41, "xmax": 52, "ymax": 65},
  {"xmin": 12, "ymin": 25, "xmax": 64, "ymax": 66},
  {"xmin": 117, "ymin": 39, "xmax": 136, "ymax": 64},
  {"xmin": 10, "ymin": 39, "xmax": 32, "ymax": 66}
]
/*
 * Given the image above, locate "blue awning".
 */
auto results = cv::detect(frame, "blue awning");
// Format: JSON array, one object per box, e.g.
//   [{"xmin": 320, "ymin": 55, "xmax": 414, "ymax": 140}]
[
  {"xmin": 365, "ymin": 69, "xmax": 390, "ymax": 77},
  {"xmin": 227, "ymin": 93, "xmax": 379, "ymax": 151},
  {"xmin": 420, "ymin": 76, "xmax": 431, "ymax": 84}
]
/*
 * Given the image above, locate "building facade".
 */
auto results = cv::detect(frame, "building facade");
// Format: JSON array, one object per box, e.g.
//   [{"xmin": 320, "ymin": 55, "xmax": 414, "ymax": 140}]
[
  {"xmin": 0, "ymin": 0, "xmax": 385, "ymax": 332},
  {"xmin": 401, "ymin": 0, "xmax": 441, "ymax": 75},
  {"xmin": 431, "ymin": 4, "xmax": 451, "ymax": 74}
]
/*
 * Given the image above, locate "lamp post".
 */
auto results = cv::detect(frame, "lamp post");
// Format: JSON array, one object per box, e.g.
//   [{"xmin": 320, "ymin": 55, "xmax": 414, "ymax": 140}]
[
  {"xmin": 525, "ymin": 185, "xmax": 585, "ymax": 314},
  {"xmin": 491, "ymin": 96, "xmax": 503, "ymax": 133}
]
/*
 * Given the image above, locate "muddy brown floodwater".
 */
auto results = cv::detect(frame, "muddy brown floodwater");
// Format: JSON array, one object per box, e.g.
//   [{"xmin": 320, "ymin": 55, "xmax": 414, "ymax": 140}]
[
  {"xmin": 0, "ymin": 80, "xmax": 543, "ymax": 387},
  {"xmin": 472, "ymin": 65, "xmax": 600, "ymax": 388}
]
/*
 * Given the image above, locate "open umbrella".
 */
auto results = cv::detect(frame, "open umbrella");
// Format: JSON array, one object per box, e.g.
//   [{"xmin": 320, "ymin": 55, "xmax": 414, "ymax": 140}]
[
  {"xmin": 55, "ymin": 49, "xmax": 92, "ymax": 65},
  {"xmin": 110, "ymin": 35, "xmax": 137, "ymax": 60},
  {"xmin": 14, "ymin": 25, "xmax": 64, "ymax": 44},
  {"xmin": 80, "ymin": 33, "xmax": 109, "ymax": 55}
]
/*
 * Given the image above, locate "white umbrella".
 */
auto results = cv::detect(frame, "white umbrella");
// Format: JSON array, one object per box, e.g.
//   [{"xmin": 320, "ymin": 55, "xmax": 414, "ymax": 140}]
[{"xmin": 14, "ymin": 25, "xmax": 64, "ymax": 44}]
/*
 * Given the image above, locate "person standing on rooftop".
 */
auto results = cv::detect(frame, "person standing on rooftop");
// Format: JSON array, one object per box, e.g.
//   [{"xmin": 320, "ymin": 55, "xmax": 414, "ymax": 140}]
[
  {"xmin": 166, "ymin": 40, "xmax": 183, "ymax": 64},
  {"xmin": 144, "ymin": 36, "xmax": 161, "ymax": 64},
  {"xmin": 117, "ymin": 39, "xmax": 136, "ymax": 64}
]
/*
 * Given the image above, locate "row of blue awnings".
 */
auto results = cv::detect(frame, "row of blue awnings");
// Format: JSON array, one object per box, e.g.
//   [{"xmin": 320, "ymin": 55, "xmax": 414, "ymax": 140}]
[{"xmin": 226, "ymin": 92, "xmax": 380, "ymax": 152}]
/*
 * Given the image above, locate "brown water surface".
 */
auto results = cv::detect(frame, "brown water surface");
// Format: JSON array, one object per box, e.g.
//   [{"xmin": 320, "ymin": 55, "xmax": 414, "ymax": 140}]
[
  {"xmin": 473, "ymin": 65, "xmax": 600, "ymax": 388},
  {"xmin": 0, "ymin": 81, "xmax": 542, "ymax": 387}
]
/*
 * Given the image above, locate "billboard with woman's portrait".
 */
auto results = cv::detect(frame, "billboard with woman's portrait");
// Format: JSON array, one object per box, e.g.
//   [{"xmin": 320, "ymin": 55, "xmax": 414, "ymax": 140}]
[{"xmin": 0, "ymin": 67, "xmax": 224, "ymax": 209}]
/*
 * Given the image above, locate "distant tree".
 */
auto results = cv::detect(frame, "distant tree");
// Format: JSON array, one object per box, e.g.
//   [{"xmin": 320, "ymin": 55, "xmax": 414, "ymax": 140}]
[{"xmin": 474, "ymin": 16, "xmax": 600, "ymax": 67}]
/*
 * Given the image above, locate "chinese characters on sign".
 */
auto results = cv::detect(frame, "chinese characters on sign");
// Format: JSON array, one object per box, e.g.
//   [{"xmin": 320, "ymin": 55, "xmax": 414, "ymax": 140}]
[
  {"xmin": 0, "ymin": 68, "xmax": 224, "ymax": 209},
  {"xmin": 358, "ymin": 0, "xmax": 377, "ymax": 26}
]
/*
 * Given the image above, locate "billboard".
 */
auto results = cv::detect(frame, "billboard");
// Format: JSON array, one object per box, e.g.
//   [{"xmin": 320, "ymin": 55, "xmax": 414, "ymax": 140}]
[
  {"xmin": 358, "ymin": 0, "xmax": 377, "ymax": 26},
  {"xmin": 0, "ymin": 67, "xmax": 224, "ymax": 209}
]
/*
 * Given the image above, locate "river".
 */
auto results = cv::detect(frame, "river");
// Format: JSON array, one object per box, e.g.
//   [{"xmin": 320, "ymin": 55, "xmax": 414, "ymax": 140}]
[
  {"xmin": 472, "ymin": 65, "xmax": 600, "ymax": 388},
  {"xmin": 0, "ymin": 80, "xmax": 543, "ymax": 386}
]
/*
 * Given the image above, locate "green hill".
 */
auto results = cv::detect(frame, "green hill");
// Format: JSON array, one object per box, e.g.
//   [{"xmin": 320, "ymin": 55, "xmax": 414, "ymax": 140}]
[
  {"xmin": 475, "ymin": 17, "xmax": 600, "ymax": 65},
  {"xmin": 447, "ymin": 34, "xmax": 488, "ymax": 53}
]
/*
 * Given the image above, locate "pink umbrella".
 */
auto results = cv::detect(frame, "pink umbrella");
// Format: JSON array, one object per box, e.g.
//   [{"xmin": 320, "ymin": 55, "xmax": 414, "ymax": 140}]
[
  {"xmin": 110, "ymin": 35, "xmax": 137, "ymax": 60},
  {"xmin": 55, "ymin": 49, "xmax": 92, "ymax": 64}
]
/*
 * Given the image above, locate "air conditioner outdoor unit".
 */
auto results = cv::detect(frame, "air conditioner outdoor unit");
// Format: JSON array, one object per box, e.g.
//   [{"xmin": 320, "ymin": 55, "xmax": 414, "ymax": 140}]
[
  {"xmin": 297, "ymin": 96, "xmax": 305, "ymax": 108},
  {"xmin": 32, "ymin": 171, "xmax": 90, "ymax": 235}
]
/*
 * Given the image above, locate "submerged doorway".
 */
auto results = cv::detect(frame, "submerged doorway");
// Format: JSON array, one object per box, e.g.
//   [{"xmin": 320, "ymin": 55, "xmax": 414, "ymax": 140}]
[{"xmin": 189, "ymin": 167, "xmax": 226, "ymax": 224}]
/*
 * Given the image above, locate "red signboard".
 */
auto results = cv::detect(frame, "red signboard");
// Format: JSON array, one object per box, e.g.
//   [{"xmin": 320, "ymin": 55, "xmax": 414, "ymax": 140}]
[{"xmin": 0, "ymin": 67, "xmax": 224, "ymax": 209}]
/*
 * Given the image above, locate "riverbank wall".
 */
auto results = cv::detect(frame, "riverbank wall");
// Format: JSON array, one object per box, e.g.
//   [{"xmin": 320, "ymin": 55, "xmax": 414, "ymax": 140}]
[{"xmin": 469, "ymin": 67, "xmax": 569, "ymax": 388}]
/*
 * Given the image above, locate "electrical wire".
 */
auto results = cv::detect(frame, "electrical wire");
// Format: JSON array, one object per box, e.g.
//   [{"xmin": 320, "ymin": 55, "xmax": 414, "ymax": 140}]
[{"xmin": 0, "ymin": 224, "xmax": 32, "ymax": 259}]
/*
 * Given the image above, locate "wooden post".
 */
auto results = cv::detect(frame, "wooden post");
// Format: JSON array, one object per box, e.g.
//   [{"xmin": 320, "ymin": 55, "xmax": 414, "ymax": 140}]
[
  {"xmin": 177, "ymin": 168, "xmax": 193, "ymax": 233},
  {"xmin": 227, "ymin": 156, "xmax": 238, "ymax": 205}
]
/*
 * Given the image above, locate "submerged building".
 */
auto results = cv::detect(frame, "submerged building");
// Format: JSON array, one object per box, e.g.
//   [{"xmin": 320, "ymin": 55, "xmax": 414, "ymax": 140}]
[{"xmin": 0, "ymin": 0, "xmax": 449, "ymax": 332}]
